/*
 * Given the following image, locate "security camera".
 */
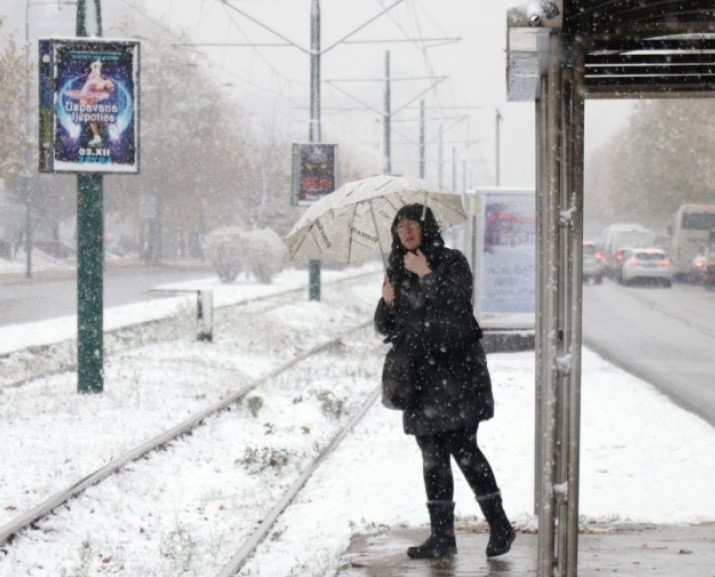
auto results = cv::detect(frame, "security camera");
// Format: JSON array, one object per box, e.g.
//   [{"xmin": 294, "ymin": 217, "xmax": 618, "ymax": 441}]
[
  {"xmin": 526, "ymin": 1, "xmax": 560, "ymax": 27},
  {"xmin": 507, "ymin": 0, "xmax": 561, "ymax": 29}
]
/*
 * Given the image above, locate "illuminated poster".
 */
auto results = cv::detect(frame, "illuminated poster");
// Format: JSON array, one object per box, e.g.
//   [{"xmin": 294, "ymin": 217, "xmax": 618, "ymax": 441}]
[
  {"xmin": 39, "ymin": 38, "xmax": 139, "ymax": 174},
  {"xmin": 475, "ymin": 188, "xmax": 535, "ymax": 328},
  {"xmin": 291, "ymin": 143, "xmax": 337, "ymax": 206}
]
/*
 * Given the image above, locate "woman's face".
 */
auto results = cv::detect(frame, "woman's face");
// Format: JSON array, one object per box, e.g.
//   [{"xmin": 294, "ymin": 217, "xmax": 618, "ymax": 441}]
[{"xmin": 396, "ymin": 218, "xmax": 422, "ymax": 251}]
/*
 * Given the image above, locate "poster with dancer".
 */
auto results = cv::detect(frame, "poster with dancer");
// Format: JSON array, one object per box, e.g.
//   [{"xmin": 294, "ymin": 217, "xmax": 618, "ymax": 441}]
[{"xmin": 39, "ymin": 38, "xmax": 140, "ymax": 174}]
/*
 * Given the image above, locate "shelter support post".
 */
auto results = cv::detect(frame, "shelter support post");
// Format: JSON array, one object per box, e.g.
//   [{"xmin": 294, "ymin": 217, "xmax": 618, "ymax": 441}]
[
  {"xmin": 534, "ymin": 33, "xmax": 586, "ymax": 577},
  {"xmin": 533, "ymin": 56, "xmax": 546, "ymax": 520}
]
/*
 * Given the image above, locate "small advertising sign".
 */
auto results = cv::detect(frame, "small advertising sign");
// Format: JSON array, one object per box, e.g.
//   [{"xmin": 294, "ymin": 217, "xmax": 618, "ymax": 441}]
[
  {"xmin": 472, "ymin": 188, "xmax": 536, "ymax": 329},
  {"xmin": 39, "ymin": 38, "xmax": 140, "ymax": 174},
  {"xmin": 291, "ymin": 143, "xmax": 337, "ymax": 206}
]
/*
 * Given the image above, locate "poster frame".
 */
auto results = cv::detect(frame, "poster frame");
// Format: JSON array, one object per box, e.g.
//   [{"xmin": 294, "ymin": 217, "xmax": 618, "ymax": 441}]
[
  {"xmin": 469, "ymin": 187, "xmax": 536, "ymax": 330},
  {"xmin": 38, "ymin": 37, "xmax": 140, "ymax": 175},
  {"xmin": 291, "ymin": 143, "xmax": 338, "ymax": 206}
]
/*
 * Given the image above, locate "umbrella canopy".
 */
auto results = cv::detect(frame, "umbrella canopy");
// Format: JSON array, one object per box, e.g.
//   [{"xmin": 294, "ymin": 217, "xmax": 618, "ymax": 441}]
[{"xmin": 285, "ymin": 174, "xmax": 467, "ymax": 265}]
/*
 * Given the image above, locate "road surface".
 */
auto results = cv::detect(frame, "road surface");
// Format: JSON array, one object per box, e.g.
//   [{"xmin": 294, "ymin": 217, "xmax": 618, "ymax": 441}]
[
  {"xmin": 583, "ymin": 280, "xmax": 715, "ymax": 427},
  {"xmin": 0, "ymin": 267, "xmax": 215, "ymax": 327}
]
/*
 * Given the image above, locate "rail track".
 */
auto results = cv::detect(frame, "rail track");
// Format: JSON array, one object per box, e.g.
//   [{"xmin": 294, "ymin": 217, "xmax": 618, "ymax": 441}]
[{"xmin": 0, "ymin": 270, "xmax": 385, "ymax": 576}]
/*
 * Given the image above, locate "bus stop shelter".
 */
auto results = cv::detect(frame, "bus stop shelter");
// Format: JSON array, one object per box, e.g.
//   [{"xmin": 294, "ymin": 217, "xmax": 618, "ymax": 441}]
[{"xmin": 506, "ymin": 2, "xmax": 715, "ymax": 576}]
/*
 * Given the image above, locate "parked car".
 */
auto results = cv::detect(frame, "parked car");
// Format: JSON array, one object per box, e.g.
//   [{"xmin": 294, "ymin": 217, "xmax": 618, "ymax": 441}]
[
  {"xmin": 582, "ymin": 241, "xmax": 605, "ymax": 284},
  {"xmin": 618, "ymin": 248, "xmax": 673, "ymax": 287}
]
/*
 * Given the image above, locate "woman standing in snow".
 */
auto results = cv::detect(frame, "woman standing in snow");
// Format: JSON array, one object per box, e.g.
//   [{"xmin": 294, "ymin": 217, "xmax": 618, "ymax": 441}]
[{"xmin": 374, "ymin": 203, "xmax": 515, "ymax": 559}]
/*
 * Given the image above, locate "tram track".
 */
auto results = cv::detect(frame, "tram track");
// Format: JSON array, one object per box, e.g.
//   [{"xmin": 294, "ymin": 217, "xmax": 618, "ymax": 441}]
[
  {"xmin": 0, "ymin": 269, "xmax": 385, "ymax": 575},
  {"xmin": 0, "ymin": 322, "xmax": 382, "ymax": 575},
  {"xmin": 0, "ymin": 320, "xmax": 374, "ymax": 546}
]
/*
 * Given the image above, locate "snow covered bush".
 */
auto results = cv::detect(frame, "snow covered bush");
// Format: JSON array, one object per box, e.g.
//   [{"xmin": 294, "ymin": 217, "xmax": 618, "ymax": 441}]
[
  {"xmin": 202, "ymin": 226, "xmax": 247, "ymax": 283},
  {"xmin": 242, "ymin": 228, "xmax": 287, "ymax": 284},
  {"xmin": 202, "ymin": 227, "xmax": 287, "ymax": 284}
]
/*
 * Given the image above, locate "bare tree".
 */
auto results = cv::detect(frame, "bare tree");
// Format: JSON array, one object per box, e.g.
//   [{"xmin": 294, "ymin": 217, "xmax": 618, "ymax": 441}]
[{"xmin": 586, "ymin": 100, "xmax": 715, "ymax": 233}]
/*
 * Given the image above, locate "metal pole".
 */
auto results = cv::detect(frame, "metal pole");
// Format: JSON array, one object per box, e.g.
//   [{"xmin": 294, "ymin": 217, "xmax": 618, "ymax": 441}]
[
  {"xmin": 534, "ymin": 74, "xmax": 546, "ymax": 517},
  {"xmin": 309, "ymin": 0, "xmax": 320, "ymax": 144},
  {"xmin": 556, "ymin": 68, "xmax": 572, "ymax": 577},
  {"xmin": 451, "ymin": 147, "xmax": 456, "ymax": 192},
  {"xmin": 24, "ymin": 0, "xmax": 33, "ymax": 279},
  {"xmin": 419, "ymin": 99, "xmax": 425, "ymax": 178},
  {"xmin": 308, "ymin": 0, "xmax": 321, "ymax": 301},
  {"xmin": 565, "ymin": 36, "xmax": 586, "ymax": 577},
  {"xmin": 383, "ymin": 50, "xmax": 391, "ymax": 175},
  {"xmin": 76, "ymin": 0, "xmax": 105, "ymax": 393},
  {"xmin": 438, "ymin": 124, "xmax": 443, "ymax": 188},
  {"xmin": 495, "ymin": 108, "xmax": 502, "ymax": 187},
  {"xmin": 536, "ymin": 32, "xmax": 562, "ymax": 577}
]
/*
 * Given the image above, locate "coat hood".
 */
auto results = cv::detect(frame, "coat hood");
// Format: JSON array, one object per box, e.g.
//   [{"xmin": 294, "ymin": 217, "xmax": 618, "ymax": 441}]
[{"xmin": 387, "ymin": 204, "xmax": 446, "ymax": 281}]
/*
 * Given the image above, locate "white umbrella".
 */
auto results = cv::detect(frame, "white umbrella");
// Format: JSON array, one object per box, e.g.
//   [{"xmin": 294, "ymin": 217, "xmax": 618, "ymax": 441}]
[{"xmin": 285, "ymin": 174, "xmax": 467, "ymax": 266}]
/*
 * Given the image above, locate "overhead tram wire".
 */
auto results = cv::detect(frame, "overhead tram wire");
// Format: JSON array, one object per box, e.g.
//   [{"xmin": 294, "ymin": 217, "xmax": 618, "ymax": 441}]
[
  {"xmin": 376, "ymin": 0, "xmax": 453, "ymax": 121},
  {"xmin": 402, "ymin": 0, "xmax": 485, "ymax": 163},
  {"xmin": 215, "ymin": 0, "xmax": 306, "ymax": 98},
  {"xmin": 116, "ymin": 0, "xmax": 306, "ymax": 107},
  {"xmin": 375, "ymin": 0, "xmax": 476, "ymax": 169}
]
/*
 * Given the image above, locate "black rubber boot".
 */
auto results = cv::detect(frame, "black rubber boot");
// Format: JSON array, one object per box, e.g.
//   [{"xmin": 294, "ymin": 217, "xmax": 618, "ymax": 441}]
[
  {"xmin": 477, "ymin": 492, "xmax": 515, "ymax": 558},
  {"xmin": 406, "ymin": 501, "xmax": 458, "ymax": 559}
]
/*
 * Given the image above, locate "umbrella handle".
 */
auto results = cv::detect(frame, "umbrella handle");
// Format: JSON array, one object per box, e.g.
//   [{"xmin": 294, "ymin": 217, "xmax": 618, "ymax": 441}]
[{"xmin": 369, "ymin": 202, "xmax": 388, "ymax": 272}]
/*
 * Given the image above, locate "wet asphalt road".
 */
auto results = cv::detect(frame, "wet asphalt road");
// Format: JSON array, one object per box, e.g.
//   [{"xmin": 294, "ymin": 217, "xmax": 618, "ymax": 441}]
[
  {"xmin": 582, "ymin": 279, "xmax": 715, "ymax": 428},
  {"xmin": 0, "ymin": 267, "xmax": 215, "ymax": 327}
]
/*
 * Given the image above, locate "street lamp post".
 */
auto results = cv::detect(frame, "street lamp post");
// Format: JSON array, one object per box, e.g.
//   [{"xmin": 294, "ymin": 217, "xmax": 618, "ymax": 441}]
[
  {"xmin": 24, "ymin": 1, "xmax": 78, "ymax": 279},
  {"xmin": 24, "ymin": 0, "xmax": 33, "ymax": 279}
]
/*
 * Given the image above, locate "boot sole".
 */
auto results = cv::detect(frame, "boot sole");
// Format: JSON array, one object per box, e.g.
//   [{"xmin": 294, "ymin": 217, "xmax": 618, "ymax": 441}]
[
  {"xmin": 486, "ymin": 529, "xmax": 516, "ymax": 558},
  {"xmin": 407, "ymin": 546, "xmax": 457, "ymax": 559}
]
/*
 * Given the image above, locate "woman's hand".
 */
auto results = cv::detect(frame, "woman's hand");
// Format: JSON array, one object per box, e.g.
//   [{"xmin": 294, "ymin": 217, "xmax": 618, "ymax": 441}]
[
  {"xmin": 382, "ymin": 275, "xmax": 396, "ymax": 306},
  {"xmin": 404, "ymin": 249, "xmax": 432, "ymax": 278}
]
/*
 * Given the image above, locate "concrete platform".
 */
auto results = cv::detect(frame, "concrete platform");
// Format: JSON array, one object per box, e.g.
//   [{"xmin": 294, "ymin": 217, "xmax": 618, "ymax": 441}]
[{"xmin": 335, "ymin": 523, "xmax": 715, "ymax": 577}]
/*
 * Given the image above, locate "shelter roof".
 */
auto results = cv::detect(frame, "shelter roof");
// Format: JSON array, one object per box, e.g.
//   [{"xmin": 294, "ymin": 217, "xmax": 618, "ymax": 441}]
[{"xmin": 507, "ymin": 1, "xmax": 715, "ymax": 101}]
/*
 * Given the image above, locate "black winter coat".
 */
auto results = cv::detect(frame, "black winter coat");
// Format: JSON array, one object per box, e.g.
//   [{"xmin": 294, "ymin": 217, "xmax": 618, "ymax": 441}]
[{"xmin": 374, "ymin": 247, "xmax": 494, "ymax": 436}]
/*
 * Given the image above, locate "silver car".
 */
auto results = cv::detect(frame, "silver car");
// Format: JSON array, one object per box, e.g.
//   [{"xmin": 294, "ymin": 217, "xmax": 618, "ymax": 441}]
[{"xmin": 619, "ymin": 248, "xmax": 673, "ymax": 287}]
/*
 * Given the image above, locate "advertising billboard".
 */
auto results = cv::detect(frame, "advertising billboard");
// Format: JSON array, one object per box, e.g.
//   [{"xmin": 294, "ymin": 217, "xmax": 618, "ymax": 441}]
[
  {"xmin": 39, "ymin": 38, "xmax": 140, "ymax": 174},
  {"xmin": 471, "ymin": 188, "xmax": 536, "ymax": 329},
  {"xmin": 291, "ymin": 143, "xmax": 337, "ymax": 206}
]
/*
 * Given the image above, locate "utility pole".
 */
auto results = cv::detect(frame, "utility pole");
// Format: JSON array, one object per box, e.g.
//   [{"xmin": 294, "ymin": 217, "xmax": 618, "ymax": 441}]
[
  {"xmin": 452, "ymin": 146, "xmax": 456, "ymax": 192},
  {"xmin": 495, "ymin": 108, "xmax": 502, "ymax": 187},
  {"xmin": 419, "ymin": 99, "xmax": 425, "ymax": 178},
  {"xmin": 438, "ymin": 124, "xmax": 444, "ymax": 188},
  {"xmin": 76, "ymin": 0, "xmax": 105, "ymax": 393},
  {"xmin": 383, "ymin": 50, "xmax": 391, "ymax": 175},
  {"xmin": 217, "ymin": 0, "xmax": 412, "ymax": 299},
  {"xmin": 308, "ymin": 0, "xmax": 321, "ymax": 301},
  {"xmin": 24, "ymin": 0, "xmax": 33, "ymax": 279}
]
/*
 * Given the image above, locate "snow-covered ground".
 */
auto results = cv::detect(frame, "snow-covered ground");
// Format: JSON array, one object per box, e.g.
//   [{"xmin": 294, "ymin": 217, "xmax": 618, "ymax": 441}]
[{"xmin": 1, "ymin": 261, "xmax": 714, "ymax": 576}]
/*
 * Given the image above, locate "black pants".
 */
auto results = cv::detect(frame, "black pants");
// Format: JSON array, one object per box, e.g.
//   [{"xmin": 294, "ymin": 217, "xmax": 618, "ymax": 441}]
[{"xmin": 415, "ymin": 425, "xmax": 500, "ymax": 502}]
